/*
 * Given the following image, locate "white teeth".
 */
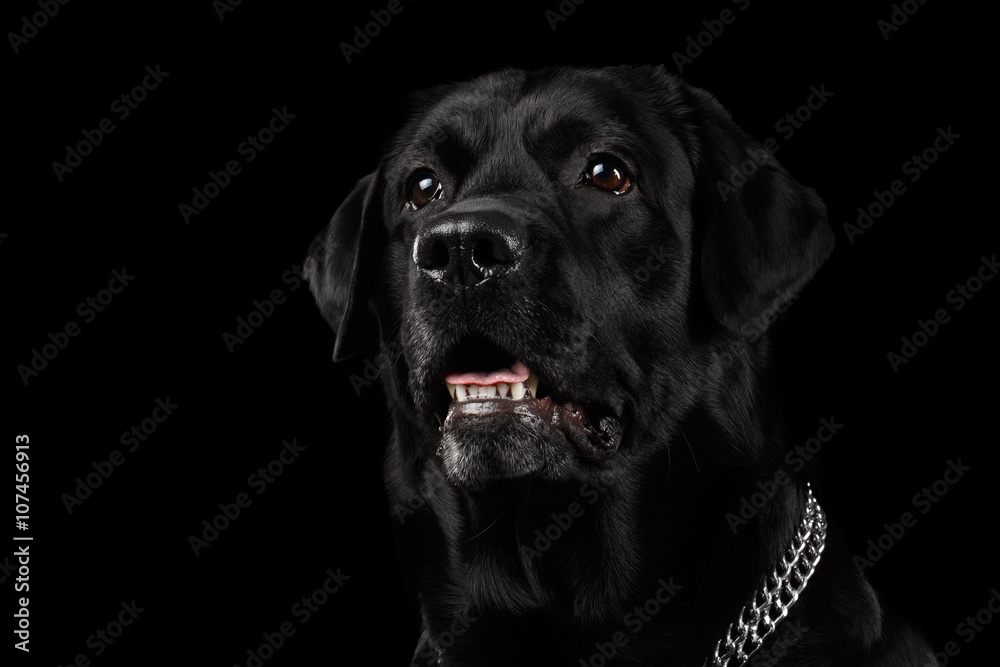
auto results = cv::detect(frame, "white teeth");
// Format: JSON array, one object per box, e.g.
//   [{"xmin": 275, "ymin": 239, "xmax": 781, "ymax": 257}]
[
  {"xmin": 525, "ymin": 372, "xmax": 538, "ymax": 399},
  {"xmin": 446, "ymin": 379, "xmax": 537, "ymax": 402}
]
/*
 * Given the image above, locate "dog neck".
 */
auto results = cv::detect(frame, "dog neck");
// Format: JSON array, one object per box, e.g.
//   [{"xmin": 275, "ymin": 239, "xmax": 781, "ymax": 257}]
[{"xmin": 389, "ymin": 416, "xmax": 812, "ymax": 651}]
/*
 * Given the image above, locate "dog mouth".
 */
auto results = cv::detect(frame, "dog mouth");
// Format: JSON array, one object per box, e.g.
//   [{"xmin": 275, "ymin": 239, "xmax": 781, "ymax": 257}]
[
  {"xmin": 433, "ymin": 336, "xmax": 623, "ymax": 485},
  {"xmin": 443, "ymin": 364, "xmax": 618, "ymax": 451},
  {"xmin": 445, "ymin": 360, "xmax": 537, "ymax": 402}
]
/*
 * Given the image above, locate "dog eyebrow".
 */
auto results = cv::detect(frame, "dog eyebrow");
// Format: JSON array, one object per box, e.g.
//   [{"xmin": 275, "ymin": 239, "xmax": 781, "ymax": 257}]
[
  {"xmin": 525, "ymin": 117, "xmax": 596, "ymax": 161},
  {"xmin": 419, "ymin": 124, "xmax": 476, "ymax": 176},
  {"xmin": 525, "ymin": 114, "xmax": 636, "ymax": 165}
]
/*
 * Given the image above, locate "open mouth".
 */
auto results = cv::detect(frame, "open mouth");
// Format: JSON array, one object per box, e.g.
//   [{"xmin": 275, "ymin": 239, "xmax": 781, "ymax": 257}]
[
  {"xmin": 436, "ymin": 336, "xmax": 623, "ymax": 478},
  {"xmin": 445, "ymin": 360, "xmax": 537, "ymax": 402}
]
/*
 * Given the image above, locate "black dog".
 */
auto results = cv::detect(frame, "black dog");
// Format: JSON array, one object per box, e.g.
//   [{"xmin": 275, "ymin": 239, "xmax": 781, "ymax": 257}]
[{"xmin": 306, "ymin": 65, "xmax": 934, "ymax": 666}]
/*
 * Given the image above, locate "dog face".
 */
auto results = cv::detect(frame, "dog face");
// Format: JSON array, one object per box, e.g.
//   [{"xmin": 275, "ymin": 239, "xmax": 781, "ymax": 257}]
[{"xmin": 307, "ymin": 65, "xmax": 833, "ymax": 492}]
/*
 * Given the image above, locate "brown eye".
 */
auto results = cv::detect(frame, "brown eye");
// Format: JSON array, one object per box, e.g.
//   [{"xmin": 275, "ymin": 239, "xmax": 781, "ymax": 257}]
[
  {"xmin": 409, "ymin": 170, "xmax": 443, "ymax": 209},
  {"xmin": 583, "ymin": 157, "xmax": 632, "ymax": 194}
]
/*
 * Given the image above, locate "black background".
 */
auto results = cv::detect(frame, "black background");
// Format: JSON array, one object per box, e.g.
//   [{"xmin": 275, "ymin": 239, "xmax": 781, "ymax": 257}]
[{"xmin": 6, "ymin": 0, "xmax": 994, "ymax": 665}]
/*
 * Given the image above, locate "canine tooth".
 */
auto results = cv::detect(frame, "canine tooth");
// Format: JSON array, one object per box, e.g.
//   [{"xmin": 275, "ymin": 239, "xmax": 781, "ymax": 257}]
[
  {"xmin": 497, "ymin": 382, "xmax": 509, "ymax": 398},
  {"xmin": 526, "ymin": 373, "xmax": 539, "ymax": 399},
  {"xmin": 510, "ymin": 382, "xmax": 525, "ymax": 400},
  {"xmin": 456, "ymin": 384, "xmax": 468, "ymax": 402},
  {"xmin": 446, "ymin": 382, "xmax": 457, "ymax": 400}
]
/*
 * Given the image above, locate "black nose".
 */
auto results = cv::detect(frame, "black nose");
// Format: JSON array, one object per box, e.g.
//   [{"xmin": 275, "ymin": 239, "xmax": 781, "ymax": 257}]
[{"xmin": 413, "ymin": 212, "xmax": 525, "ymax": 287}]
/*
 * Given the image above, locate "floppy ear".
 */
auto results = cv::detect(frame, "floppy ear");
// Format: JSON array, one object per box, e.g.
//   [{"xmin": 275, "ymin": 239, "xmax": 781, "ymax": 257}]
[
  {"xmin": 304, "ymin": 169, "xmax": 384, "ymax": 361},
  {"xmin": 690, "ymin": 87, "xmax": 834, "ymax": 335}
]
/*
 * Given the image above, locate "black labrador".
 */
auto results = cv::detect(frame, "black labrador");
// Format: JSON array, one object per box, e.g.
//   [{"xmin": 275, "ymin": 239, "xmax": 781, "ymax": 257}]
[{"xmin": 305, "ymin": 65, "xmax": 934, "ymax": 666}]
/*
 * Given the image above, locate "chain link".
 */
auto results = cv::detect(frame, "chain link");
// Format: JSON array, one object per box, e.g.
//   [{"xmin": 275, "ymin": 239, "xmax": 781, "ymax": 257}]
[{"xmin": 705, "ymin": 484, "xmax": 827, "ymax": 667}]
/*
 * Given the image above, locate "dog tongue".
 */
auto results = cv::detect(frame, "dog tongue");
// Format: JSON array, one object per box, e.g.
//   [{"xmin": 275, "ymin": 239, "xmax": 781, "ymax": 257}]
[{"xmin": 445, "ymin": 361, "xmax": 530, "ymax": 386}]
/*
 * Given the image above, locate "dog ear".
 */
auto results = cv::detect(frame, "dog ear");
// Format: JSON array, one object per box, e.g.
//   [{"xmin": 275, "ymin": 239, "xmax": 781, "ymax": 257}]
[
  {"xmin": 690, "ymin": 86, "xmax": 834, "ymax": 336},
  {"xmin": 304, "ymin": 169, "xmax": 384, "ymax": 361}
]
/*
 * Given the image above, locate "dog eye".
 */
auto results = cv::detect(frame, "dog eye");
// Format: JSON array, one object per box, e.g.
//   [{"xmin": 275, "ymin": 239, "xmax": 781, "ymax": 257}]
[
  {"xmin": 408, "ymin": 170, "xmax": 443, "ymax": 210},
  {"xmin": 582, "ymin": 156, "xmax": 632, "ymax": 195}
]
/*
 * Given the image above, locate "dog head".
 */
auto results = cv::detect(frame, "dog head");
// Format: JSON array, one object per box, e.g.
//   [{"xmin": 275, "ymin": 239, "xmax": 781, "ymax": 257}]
[{"xmin": 306, "ymin": 65, "xmax": 833, "ymax": 491}]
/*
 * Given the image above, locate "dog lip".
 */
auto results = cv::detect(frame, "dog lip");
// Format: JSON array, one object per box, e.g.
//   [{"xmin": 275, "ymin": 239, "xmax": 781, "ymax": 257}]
[
  {"xmin": 442, "ymin": 390, "xmax": 621, "ymax": 459},
  {"xmin": 446, "ymin": 395, "xmax": 554, "ymax": 421}
]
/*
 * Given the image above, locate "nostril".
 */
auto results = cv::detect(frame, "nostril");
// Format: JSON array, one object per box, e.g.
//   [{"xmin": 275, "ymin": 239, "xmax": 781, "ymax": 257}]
[
  {"xmin": 425, "ymin": 239, "xmax": 450, "ymax": 270},
  {"xmin": 415, "ymin": 235, "xmax": 451, "ymax": 271},
  {"xmin": 471, "ymin": 237, "xmax": 497, "ymax": 271}
]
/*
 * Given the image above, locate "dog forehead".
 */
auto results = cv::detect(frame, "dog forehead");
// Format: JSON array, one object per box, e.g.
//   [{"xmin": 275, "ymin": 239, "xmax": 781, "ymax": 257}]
[{"xmin": 407, "ymin": 68, "xmax": 638, "ymax": 151}]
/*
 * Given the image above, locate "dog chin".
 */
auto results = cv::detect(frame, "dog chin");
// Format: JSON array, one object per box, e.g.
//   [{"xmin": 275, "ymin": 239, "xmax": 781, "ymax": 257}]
[
  {"xmin": 435, "ymin": 390, "xmax": 626, "ymax": 488},
  {"xmin": 437, "ymin": 408, "xmax": 576, "ymax": 489}
]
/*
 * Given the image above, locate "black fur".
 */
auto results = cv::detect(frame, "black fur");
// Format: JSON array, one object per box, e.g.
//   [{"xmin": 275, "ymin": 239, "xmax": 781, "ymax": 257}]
[{"xmin": 306, "ymin": 65, "xmax": 934, "ymax": 666}]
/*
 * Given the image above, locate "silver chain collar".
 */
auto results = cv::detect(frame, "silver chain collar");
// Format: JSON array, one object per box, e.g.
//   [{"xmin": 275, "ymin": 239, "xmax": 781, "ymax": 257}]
[{"xmin": 705, "ymin": 484, "xmax": 827, "ymax": 667}]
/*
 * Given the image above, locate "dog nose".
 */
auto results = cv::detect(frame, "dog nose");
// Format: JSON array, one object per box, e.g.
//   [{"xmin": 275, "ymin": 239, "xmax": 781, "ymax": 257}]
[{"xmin": 413, "ymin": 214, "xmax": 525, "ymax": 287}]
